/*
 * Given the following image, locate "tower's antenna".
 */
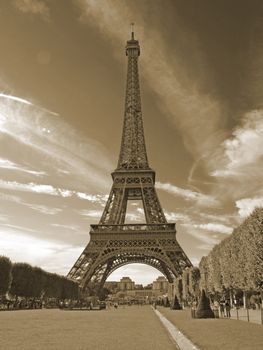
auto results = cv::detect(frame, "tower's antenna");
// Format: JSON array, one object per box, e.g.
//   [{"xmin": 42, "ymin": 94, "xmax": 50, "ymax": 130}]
[{"xmin": 131, "ymin": 22, "xmax": 135, "ymax": 40}]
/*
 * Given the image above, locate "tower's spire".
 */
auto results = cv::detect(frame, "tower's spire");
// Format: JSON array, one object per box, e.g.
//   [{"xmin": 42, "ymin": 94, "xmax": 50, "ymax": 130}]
[
  {"xmin": 131, "ymin": 22, "xmax": 134, "ymax": 40},
  {"xmin": 116, "ymin": 26, "xmax": 150, "ymax": 170}
]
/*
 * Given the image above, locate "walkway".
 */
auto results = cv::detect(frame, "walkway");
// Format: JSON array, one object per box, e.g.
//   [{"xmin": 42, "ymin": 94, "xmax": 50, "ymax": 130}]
[{"xmin": 0, "ymin": 306, "xmax": 178, "ymax": 350}]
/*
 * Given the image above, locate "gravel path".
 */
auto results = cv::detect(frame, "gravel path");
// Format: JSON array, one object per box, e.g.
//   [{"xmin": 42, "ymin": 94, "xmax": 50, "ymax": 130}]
[{"xmin": 0, "ymin": 306, "xmax": 177, "ymax": 350}]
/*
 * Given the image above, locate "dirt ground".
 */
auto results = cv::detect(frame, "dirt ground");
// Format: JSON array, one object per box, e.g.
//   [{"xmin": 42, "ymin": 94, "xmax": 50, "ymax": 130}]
[
  {"xmin": 0, "ymin": 305, "xmax": 177, "ymax": 350},
  {"xmin": 159, "ymin": 307, "xmax": 263, "ymax": 350}
]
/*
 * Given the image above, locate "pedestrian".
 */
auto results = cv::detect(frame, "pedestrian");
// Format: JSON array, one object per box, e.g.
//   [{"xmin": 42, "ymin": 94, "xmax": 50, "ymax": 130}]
[
  {"xmin": 225, "ymin": 300, "xmax": 231, "ymax": 318},
  {"xmin": 213, "ymin": 301, "xmax": 220, "ymax": 318},
  {"xmin": 219, "ymin": 301, "xmax": 225, "ymax": 317}
]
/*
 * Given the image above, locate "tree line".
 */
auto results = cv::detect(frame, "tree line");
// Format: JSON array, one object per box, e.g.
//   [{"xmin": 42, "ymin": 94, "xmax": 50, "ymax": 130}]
[
  {"xmin": 174, "ymin": 208, "xmax": 263, "ymax": 305},
  {"xmin": 0, "ymin": 258, "xmax": 79, "ymax": 300}
]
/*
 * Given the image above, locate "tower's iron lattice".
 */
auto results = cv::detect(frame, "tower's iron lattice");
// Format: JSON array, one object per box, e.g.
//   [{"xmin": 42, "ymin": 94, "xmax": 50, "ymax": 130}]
[{"xmin": 68, "ymin": 30, "xmax": 192, "ymax": 291}]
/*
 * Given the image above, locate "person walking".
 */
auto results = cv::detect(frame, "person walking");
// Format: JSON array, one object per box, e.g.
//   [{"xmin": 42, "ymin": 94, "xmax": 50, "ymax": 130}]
[
  {"xmin": 225, "ymin": 300, "xmax": 231, "ymax": 318},
  {"xmin": 219, "ymin": 301, "xmax": 225, "ymax": 317}
]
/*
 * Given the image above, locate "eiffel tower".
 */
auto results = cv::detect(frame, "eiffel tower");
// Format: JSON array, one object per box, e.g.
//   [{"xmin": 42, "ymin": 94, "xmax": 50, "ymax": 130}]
[{"xmin": 68, "ymin": 28, "xmax": 192, "ymax": 292}]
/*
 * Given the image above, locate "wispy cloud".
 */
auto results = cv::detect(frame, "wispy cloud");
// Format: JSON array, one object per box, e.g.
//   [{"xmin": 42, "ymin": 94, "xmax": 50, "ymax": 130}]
[
  {"xmin": 50, "ymin": 223, "xmax": 80, "ymax": 231},
  {"xmin": 0, "ymin": 179, "xmax": 110, "ymax": 205},
  {"xmin": 0, "ymin": 192, "xmax": 61, "ymax": 215},
  {"xmin": 156, "ymin": 181, "xmax": 218, "ymax": 207},
  {"xmin": 76, "ymin": 193, "xmax": 108, "ymax": 205},
  {"xmin": 0, "ymin": 180, "xmax": 59, "ymax": 195},
  {"xmin": 0, "ymin": 93, "xmax": 112, "ymax": 191},
  {"xmin": 1, "ymin": 223, "xmax": 37, "ymax": 234},
  {"xmin": 192, "ymin": 223, "xmax": 232, "ymax": 235},
  {"xmin": 79, "ymin": 209, "xmax": 103, "ymax": 219},
  {"xmin": 13, "ymin": 0, "xmax": 50, "ymax": 21},
  {"xmin": 0, "ymin": 213, "xmax": 9, "ymax": 223},
  {"xmin": 0, "ymin": 158, "xmax": 45, "ymax": 176},
  {"xmin": 236, "ymin": 196, "xmax": 263, "ymax": 218},
  {"xmin": 181, "ymin": 224, "xmax": 220, "ymax": 249},
  {"xmin": 29, "ymin": 204, "xmax": 61, "ymax": 215},
  {"xmin": 198, "ymin": 212, "xmax": 238, "ymax": 225},
  {"xmin": 164, "ymin": 210, "xmax": 190, "ymax": 223},
  {"xmin": 0, "ymin": 93, "xmax": 32, "ymax": 105}
]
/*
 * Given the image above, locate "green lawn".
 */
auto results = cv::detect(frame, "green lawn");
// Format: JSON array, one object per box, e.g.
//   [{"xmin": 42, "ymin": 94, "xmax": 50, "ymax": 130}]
[
  {"xmin": 0, "ymin": 306, "xmax": 177, "ymax": 350},
  {"xmin": 159, "ymin": 307, "xmax": 263, "ymax": 350}
]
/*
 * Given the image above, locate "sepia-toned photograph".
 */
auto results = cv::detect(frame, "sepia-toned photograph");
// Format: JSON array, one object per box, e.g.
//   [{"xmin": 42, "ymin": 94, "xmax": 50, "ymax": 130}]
[{"xmin": 0, "ymin": 1, "xmax": 262, "ymax": 349}]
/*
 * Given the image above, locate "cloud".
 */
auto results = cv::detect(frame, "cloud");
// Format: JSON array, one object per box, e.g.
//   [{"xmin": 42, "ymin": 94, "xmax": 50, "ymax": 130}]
[
  {"xmin": 181, "ymin": 224, "xmax": 220, "ymax": 250},
  {"xmin": 192, "ymin": 223, "xmax": 232, "ymax": 235},
  {"xmin": 0, "ymin": 179, "xmax": 110, "ymax": 207},
  {"xmin": 0, "ymin": 192, "xmax": 61, "ymax": 215},
  {"xmin": 108, "ymin": 263, "xmax": 162, "ymax": 286},
  {"xmin": 211, "ymin": 110, "xmax": 263, "ymax": 177},
  {"xmin": 29, "ymin": 204, "xmax": 61, "ymax": 215},
  {"xmin": 0, "ymin": 93, "xmax": 32, "ymax": 105},
  {"xmin": 79, "ymin": 209, "xmax": 103, "ymax": 219},
  {"xmin": 198, "ymin": 212, "xmax": 238, "ymax": 225},
  {"xmin": 76, "ymin": 192, "xmax": 108, "ymax": 205},
  {"xmin": 50, "ymin": 223, "xmax": 80, "ymax": 231},
  {"xmin": 125, "ymin": 210, "xmax": 144, "ymax": 222},
  {"xmin": 0, "ymin": 213, "xmax": 9, "ymax": 223},
  {"xmin": 0, "ymin": 158, "xmax": 45, "ymax": 176},
  {"xmin": 156, "ymin": 181, "xmax": 218, "ymax": 207},
  {"xmin": 0, "ymin": 180, "xmax": 58, "ymax": 195},
  {"xmin": 0, "ymin": 228, "xmax": 83, "ymax": 275},
  {"xmin": 236, "ymin": 197, "xmax": 263, "ymax": 218},
  {"xmin": 0, "ymin": 93, "xmax": 112, "ymax": 191},
  {"xmin": 1, "ymin": 223, "xmax": 37, "ymax": 234},
  {"xmin": 13, "ymin": 0, "xmax": 50, "ymax": 20},
  {"xmin": 163, "ymin": 210, "xmax": 190, "ymax": 222}
]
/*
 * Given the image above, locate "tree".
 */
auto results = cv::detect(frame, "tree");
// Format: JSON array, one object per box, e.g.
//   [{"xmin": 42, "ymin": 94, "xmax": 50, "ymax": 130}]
[
  {"xmin": 60, "ymin": 277, "xmax": 79, "ymax": 300},
  {"xmin": 199, "ymin": 257, "xmax": 208, "ymax": 292},
  {"xmin": 174, "ymin": 277, "xmax": 183, "ymax": 303},
  {"xmin": 0, "ymin": 256, "xmax": 12, "ymax": 296},
  {"xmin": 98, "ymin": 287, "xmax": 110, "ymax": 301},
  {"xmin": 10, "ymin": 263, "xmax": 49, "ymax": 299},
  {"xmin": 241, "ymin": 208, "xmax": 263, "ymax": 291},
  {"xmin": 182, "ymin": 268, "xmax": 190, "ymax": 303},
  {"xmin": 44, "ymin": 273, "xmax": 65, "ymax": 299},
  {"xmin": 198, "ymin": 208, "xmax": 263, "ymax": 301},
  {"xmin": 163, "ymin": 296, "xmax": 170, "ymax": 307},
  {"xmin": 189, "ymin": 267, "xmax": 200, "ymax": 300},
  {"xmin": 210, "ymin": 245, "xmax": 223, "ymax": 293},
  {"xmin": 10, "ymin": 263, "xmax": 35, "ymax": 298},
  {"xmin": 171, "ymin": 294, "xmax": 182, "ymax": 310},
  {"xmin": 196, "ymin": 290, "xmax": 214, "ymax": 319}
]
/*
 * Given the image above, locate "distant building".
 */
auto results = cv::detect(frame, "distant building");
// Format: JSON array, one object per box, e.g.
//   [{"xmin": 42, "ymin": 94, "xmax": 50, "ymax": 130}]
[
  {"xmin": 118, "ymin": 277, "xmax": 135, "ymax": 291},
  {"xmin": 152, "ymin": 276, "xmax": 169, "ymax": 293},
  {"xmin": 105, "ymin": 275, "xmax": 171, "ymax": 301},
  {"xmin": 144, "ymin": 283, "xmax": 153, "ymax": 290},
  {"xmin": 135, "ymin": 284, "xmax": 144, "ymax": 290},
  {"xmin": 118, "ymin": 289, "xmax": 160, "ymax": 299}
]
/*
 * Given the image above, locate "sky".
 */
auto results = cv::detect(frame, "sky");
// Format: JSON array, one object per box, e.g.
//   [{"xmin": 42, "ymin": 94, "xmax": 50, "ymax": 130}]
[{"xmin": 0, "ymin": 0, "xmax": 262, "ymax": 285}]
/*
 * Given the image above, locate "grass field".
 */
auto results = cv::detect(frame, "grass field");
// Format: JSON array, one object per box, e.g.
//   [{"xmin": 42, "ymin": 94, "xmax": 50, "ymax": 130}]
[
  {"xmin": 0, "ymin": 306, "xmax": 177, "ymax": 350},
  {"xmin": 159, "ymin": 307, "xmax": 263, "ymax": 350}
]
